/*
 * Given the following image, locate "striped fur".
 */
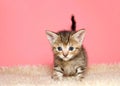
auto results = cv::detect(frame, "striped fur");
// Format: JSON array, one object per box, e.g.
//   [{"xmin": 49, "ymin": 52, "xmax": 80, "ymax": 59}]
[{"xmin": 46, "ymin": 15, "xmax": 87, "ymax": 80}]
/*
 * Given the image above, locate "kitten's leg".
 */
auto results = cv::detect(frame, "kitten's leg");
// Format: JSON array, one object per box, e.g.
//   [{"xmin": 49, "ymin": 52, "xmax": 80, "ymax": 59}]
[
  {"xmin": 52, "ymin": 66, "xmax": 63, "ymax": 80},
  {"xmin": 75, "ymin": 66, "xmax": 85, "ymax": 81}
]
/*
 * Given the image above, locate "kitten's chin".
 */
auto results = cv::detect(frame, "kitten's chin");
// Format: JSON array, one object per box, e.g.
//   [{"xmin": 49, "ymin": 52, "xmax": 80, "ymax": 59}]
[
  {"xmin": 61, "ymin": 56, "xmax": 73, "ymax": 61},
  {"xmin": 62, "ymin": 58, "xmax": 70, "ymax": 61}
]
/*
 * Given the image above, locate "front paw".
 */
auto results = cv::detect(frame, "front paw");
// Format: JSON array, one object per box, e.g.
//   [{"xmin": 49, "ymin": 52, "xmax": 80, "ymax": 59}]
[
  {"xmin": 75, "ymin": 74, "xmax": 84, "ymax": 81},
  {"xmin": 52, "ymin": 75, "xmax": 63, "ymax": 80},
  {"xmin": 52, "ymin": 71, "xmax": 63, "ymax": 80}
]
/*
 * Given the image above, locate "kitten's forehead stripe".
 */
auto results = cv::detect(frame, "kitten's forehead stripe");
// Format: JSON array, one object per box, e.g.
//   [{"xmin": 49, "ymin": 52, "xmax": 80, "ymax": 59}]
[{"xmin": 58, "ymin": 31, "xmax": 71, "ymax": 44}]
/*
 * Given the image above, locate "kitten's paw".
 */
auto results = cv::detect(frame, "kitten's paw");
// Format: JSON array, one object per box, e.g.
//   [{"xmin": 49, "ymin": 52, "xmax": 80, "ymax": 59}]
[
  {"xmin": 51, "ymin": 71, "xmax": 63, "ymax": 80},
  {"xmin": 75, "ymin": 75, "xmax": 84, "ymax": 81},
  {"xmin": 52, "ymin": 75, "xmax": 63, "ymax": 80}
]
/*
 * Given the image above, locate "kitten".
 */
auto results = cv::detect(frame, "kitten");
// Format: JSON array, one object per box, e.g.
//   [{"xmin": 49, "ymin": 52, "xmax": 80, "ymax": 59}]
[{"xmin": 46, "ymin": 15, "xmax": 87, "ymax": 80}]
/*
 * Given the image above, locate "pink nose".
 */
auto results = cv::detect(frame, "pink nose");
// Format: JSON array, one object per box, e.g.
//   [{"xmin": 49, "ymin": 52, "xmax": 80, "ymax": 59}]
[{"xmin": 63, "ymin": 53, "xmax": 68, "ymax": 57}]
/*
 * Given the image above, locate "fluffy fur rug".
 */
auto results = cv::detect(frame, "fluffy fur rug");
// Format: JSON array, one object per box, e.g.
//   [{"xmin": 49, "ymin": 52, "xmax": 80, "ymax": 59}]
[{"xmin": 0, "ymin": 64, "xmax": 120, "ymax": 86}]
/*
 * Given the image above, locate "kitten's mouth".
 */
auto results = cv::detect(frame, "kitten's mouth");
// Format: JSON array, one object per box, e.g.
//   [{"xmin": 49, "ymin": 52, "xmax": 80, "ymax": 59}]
[
  {"xmin": 58, "ymin": 55, "xmax": 72, "ymax": 61},
  {"xmin": 63, "ymin": 56, "xmax": 67, "ymax": 58},
  {"xmin": 62, "ymin": 55, "xmax": 74, "ymax": 61}
]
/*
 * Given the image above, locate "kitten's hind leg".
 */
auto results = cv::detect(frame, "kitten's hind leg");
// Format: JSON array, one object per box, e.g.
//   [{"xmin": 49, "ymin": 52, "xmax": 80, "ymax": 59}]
[{"xmin": 52, "ymin": 66, "xmax": 63, "ymax": 80}]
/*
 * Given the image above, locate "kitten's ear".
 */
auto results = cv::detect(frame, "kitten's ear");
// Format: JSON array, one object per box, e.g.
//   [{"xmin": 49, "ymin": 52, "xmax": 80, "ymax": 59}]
[
  {"xmin": 46, "ymin": 30, "xmax": 58, "ymax": 45},
  {"xmin": 72, "ymin": 29, "xmax": 86, "ymax": 45}
]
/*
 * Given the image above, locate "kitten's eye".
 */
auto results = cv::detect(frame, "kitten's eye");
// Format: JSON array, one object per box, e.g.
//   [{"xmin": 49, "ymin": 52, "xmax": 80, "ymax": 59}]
[
  {"xmin": 69, "ymin": 47, "xmax": 74, "ymax": 51},
  {"xmin": 57, "ymin": 47, "xmax": 62, "ymax": 51}
]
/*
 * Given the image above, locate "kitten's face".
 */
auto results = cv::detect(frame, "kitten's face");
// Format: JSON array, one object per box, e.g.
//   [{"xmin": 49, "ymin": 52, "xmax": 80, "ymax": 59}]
[
  {"xmin": 46, "ymin": 30, "xmax": 85, "ymax": 61},
  {"xmin": 52, "ymin": 36, "xmax": 81, "ymax": 61}
]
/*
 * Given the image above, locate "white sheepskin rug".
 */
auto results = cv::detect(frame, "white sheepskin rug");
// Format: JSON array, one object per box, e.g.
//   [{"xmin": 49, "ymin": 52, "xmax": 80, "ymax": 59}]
[{"xmin": 0, "ymin": 64, "xmax": 120, "ymax": 86}]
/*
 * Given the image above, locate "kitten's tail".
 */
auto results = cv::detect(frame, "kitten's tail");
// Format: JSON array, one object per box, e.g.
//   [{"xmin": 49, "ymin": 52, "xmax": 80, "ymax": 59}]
[{"xmin": 71, "ymin": 15, "xmax": 76, "ymax": 31}]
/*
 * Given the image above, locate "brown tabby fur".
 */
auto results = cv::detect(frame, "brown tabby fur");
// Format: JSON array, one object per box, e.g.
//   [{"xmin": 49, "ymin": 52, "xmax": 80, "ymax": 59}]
[{"xmin": 46, "ymin": 16, "xmax": 87, "ymax": 80}]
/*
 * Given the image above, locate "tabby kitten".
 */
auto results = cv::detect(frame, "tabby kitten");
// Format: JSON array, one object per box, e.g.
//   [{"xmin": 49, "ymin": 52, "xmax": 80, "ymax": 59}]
[{"xmin": 46, "ymin": 16, "xmax": 87, "ymax": 80}]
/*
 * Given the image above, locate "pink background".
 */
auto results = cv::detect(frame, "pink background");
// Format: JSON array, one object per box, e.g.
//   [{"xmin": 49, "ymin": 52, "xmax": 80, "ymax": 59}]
[{"xmin": 0, "ymin": 0, "xmax": 120, "ymax": 66}]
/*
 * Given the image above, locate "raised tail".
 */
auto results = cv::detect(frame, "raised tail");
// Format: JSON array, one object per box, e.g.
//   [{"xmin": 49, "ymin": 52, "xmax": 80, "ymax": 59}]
[{"xmin": 71, "ymin": 15, "xmax": 76, "ymax": 31}]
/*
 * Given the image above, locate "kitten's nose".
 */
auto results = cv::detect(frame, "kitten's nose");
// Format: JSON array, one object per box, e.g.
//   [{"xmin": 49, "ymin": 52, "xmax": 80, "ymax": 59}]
[{"xmin": 63, "ymin": 52, "xmax": 68, "ymax": 57}]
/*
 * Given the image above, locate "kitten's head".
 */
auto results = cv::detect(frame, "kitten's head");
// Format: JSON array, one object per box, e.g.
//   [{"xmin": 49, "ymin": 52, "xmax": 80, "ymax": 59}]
[{"xmin": 46, "ymin": 29, "xmax": 86, "ymax": 61}]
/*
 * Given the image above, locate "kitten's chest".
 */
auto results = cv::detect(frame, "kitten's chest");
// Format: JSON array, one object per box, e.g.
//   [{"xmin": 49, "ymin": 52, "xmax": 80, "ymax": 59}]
[{"xmin": 62, "ymin": 61, "xmax": 77, "ymax": 76}]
